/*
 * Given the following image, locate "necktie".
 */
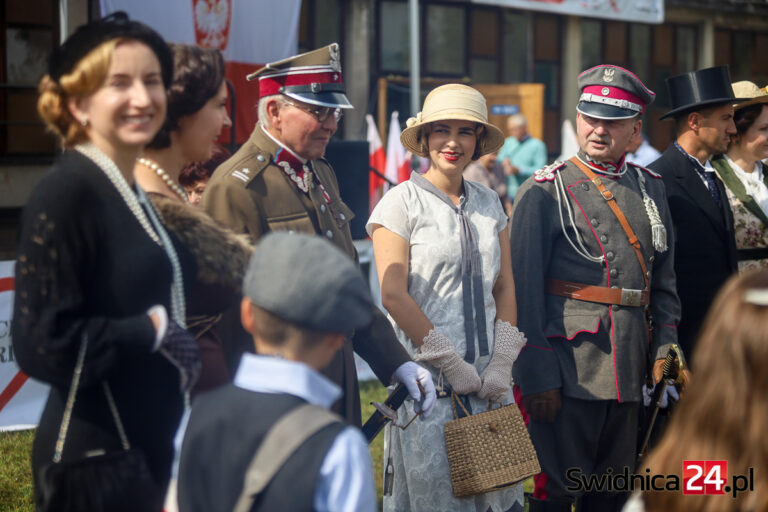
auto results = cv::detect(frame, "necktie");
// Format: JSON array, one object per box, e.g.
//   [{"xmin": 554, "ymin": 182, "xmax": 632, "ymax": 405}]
[{"xmin": 674, "ymin": 142, "xmax": 720, "ymax": 206}]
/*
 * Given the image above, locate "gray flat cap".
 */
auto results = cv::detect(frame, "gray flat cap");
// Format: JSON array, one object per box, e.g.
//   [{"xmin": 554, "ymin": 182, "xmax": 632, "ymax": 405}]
[
  {"xmin": 577, "ymin": 64, "xmax": 655, "ymax": 120},
  {"xmin": 243, "ymin": 232, "xmax": 373, "ymax": 333}
]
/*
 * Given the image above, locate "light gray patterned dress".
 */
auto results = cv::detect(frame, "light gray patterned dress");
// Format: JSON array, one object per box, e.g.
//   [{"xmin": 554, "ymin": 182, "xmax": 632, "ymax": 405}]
[{"xmin": 367, "ymin": 174, "xmax": 524, "ymax": 512}]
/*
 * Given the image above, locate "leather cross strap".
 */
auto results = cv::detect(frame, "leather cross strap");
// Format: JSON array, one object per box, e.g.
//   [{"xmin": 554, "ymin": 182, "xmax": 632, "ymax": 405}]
[
  {"xmin": 569, "ymin": 156, "xmax": 650, "ymax": 291},
  {"xmin": 546, "ymin": 279, "xmax": 649, "ymax": 307}
]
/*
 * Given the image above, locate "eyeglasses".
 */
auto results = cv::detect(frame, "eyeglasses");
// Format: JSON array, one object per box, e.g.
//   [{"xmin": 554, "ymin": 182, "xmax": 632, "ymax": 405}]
[{"xmin": 282, "ymin": 100, "xmax": 344, "ymax": 123}]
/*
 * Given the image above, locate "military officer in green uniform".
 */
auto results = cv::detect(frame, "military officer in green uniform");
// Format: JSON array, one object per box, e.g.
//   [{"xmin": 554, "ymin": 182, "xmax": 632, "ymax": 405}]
[
  {"xmin": 510, "ymin": 65, "xmax": 683, "ymax": 511},
  {"xmin": 202, "ymin": 44, "xmax": 436, "ymax": 426}
]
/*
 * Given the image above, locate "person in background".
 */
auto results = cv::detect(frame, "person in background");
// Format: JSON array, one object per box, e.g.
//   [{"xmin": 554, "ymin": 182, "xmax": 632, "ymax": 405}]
[
  {"xmin": 134, "ymin": 45, "xmax": 249, "ymax": 395},
  {"xmin": 179, "ymin": 144, "xmax": 231, "ymax": 206},
  {"xmin": 511, "ymin": 65, "xmax": 682, "ymax": 511},
  {"xmin": 624, "ymin": 269, "xmax": 768, "ymax": 512},
  {"xmin": 498, "ymin": 113, "xmax": 547, "ymax": 201},
  {"xmin": 201, "ymin": 43, "xmax": 436, "ymax": 426},
  {"xmin": 648, "ymin": 66, "xmax": 741, "ymax": 365},
  {"xmin": 462, "ymin": 150, "xmax": 510, "ymax": 211},
  {"xmin": 179, "ymin": 233, "xmax": 377, "ymax": 512},
  {"xmin": 368, "ymin": 83, "xmax": 526, "ymax": 512},
  {"xmin": 13, "ymin": 13, "xmax": 196, "ymax": 509},
  {"xmin": 712, "ymin": 81, "xmax": 768, "ymax": 272},
  {"xmin": 626, "ymin": 131, "xmax": 662, "ymax": 167}
]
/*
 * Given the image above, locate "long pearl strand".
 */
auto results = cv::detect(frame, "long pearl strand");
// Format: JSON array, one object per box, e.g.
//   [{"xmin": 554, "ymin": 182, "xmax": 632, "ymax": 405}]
[{"xmin": 137, "ymin": 157, "xmax": 189, "ymax": 204}]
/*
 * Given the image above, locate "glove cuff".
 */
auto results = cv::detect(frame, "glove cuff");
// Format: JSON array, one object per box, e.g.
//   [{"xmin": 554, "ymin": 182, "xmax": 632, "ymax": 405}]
[{"xmin": 493, "ymin": 320, "xmax": 527, "ymax": 363}]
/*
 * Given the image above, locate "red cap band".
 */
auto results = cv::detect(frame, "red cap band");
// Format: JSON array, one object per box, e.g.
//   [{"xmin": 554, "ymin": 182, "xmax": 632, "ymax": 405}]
[
  {"xmin": 258, "ymin": 67, "xmax": 343, "ymax": 98},
  {"xmin": 583, "ymin": 85, "xmax": 645, "ymax": 113}
]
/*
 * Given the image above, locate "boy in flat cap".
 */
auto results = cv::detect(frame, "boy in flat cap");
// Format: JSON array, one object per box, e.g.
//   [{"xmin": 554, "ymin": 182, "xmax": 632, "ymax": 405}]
[
  {"xmin": 201, "ymin": 44, "xmax": 435, "ymax": 426},
  {"xmin": 178, "ymin": 233, "xmax": 377, "ymax": 512},
  {"xmin": 510, "ymin": 65, "xmax": 683, "ymax": 511},
  {"xmin": 648, "ymin": 66, "xmax": 742, "ymax": 365}
]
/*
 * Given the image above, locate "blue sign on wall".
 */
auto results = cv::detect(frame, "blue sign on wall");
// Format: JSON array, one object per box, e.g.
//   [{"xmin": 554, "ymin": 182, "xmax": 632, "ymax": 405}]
[{"xmin": 490, "ymin": 104, "xmax": 520, "ymax": 115}]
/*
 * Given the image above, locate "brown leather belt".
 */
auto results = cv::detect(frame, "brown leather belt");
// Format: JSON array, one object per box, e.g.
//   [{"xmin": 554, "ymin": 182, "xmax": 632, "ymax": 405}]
[{"xmin": 546, "ymin": 278, "xmax": 650, "ymax": 307}]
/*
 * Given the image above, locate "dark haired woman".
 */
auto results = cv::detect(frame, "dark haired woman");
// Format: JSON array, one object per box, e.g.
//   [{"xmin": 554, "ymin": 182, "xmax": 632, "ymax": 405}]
[
  {"xmin": 712, "ymin": 81, "xmax": 768, "ymax": 272},
  {"xmin": 179, "ymin": 143, "xmax": 231, "ymax": 206},
  {"xmin": 367, "ymin": 84, "xmax": 526, "ymax": 511},
  {"xmin": 135, "ymin": 45, "xmax": 250, "ymax": 393},
  {"xmin": 13, "ymin": 13, "xmax": 198, "ymax": 509}
]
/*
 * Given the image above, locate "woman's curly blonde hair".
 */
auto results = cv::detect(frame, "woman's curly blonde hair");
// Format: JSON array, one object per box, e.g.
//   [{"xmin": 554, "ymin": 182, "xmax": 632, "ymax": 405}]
[{"xmin": 37, "ymin": 38, "xmax": 123, "ymax": 148}]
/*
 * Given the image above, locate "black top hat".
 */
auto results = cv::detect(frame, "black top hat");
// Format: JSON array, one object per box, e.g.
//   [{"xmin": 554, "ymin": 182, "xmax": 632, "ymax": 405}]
[{"xmin": 660, "ymin": 66, "xmax": 745, "ymax": 120}]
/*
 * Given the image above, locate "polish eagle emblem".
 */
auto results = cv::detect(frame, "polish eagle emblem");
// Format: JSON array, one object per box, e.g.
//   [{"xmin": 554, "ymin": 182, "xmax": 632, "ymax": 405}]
[{"xmin": 193, "ymin": 0, "xmax": 232, "ymax": 50}]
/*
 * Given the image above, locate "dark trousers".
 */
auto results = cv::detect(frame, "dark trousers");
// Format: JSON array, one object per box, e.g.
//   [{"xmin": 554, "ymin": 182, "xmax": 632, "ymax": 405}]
[{"xmin": 530, "ymin": 397, "xmax": 638, "ymax": 512}]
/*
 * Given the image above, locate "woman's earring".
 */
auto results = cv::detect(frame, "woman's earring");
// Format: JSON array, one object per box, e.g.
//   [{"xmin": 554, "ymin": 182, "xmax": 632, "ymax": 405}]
[{"xmin": 80, "ymin": 117, "xmax": 88, "ymax": 127}]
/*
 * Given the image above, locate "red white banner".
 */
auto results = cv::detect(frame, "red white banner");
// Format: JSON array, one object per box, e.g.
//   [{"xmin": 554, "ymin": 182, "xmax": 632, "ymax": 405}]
[
  {"xmin": 99, "ymin": 0, "xmax": 303, "ymax": 144},
  {"xmin": 366, "ymin": 114, "xmax": 387, "ymax": 212},
  {"xmin": 0, "ymin": 261, "xmax": 48, "ymax": 431}
]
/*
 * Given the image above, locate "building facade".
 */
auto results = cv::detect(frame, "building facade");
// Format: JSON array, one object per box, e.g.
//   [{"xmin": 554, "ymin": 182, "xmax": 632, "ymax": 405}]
[{"xmin": 2, "ymin": 0, "xmax": 768, "ymax": 254}]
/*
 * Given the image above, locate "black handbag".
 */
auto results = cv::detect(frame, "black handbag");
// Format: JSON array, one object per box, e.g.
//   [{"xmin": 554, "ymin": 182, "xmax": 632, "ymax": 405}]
[{"xmin": 38, "ymin": 334, "xmax": 163, "ymax": 512}]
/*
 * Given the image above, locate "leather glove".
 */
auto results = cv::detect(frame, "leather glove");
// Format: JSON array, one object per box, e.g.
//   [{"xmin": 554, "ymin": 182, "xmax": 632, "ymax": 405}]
[
  {"xmin": 478, "ymin": 320, "xmax": 527, "ymax": 403},
  {"xmin": 393, "ymin": 361, "xmax": 437, "ymax": 419},
  {"xmin": 523, "ymin": 388, "xmax": 562, "ymax": 423},
  {"xmin": 158, "ymin": 321, "xmax": 201, "ymax": 392},
  {"xmin": 413, "ymin": 329, "xmax": 481, "ymax": 395}
]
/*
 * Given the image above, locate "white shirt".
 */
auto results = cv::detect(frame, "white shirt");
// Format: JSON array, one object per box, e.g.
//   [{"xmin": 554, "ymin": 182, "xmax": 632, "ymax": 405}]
[
  {"xmin": 234, "ymin": 354, "xmax": 377, "ymax": 512},
  {"xmin": 725, "ymin": 154, "xmax": 768, "ymax": 217}
]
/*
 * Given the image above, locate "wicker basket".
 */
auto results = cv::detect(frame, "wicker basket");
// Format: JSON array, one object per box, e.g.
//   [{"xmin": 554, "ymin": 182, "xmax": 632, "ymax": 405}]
[{"xmin": 443, "ymin": 392, "xmax": 540, "ymax": 498}]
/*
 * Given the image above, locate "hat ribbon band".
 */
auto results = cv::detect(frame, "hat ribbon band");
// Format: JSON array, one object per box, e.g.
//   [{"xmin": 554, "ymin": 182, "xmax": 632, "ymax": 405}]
[{"xmin": 580, "ymin": 93, "xmax": 643, "ymax": 113}]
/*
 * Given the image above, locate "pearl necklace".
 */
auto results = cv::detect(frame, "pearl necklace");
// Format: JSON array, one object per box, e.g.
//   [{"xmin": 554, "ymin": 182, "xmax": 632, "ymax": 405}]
[{"xmin": 137, "ymin": 157, "xmax": 189, "ymax": 203}]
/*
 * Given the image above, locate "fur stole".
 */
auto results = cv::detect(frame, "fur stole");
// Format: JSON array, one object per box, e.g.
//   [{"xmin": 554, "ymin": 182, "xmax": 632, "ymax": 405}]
[{"xmin": 150, "ymin": 194, "xmax": 253, "ymax": 294}]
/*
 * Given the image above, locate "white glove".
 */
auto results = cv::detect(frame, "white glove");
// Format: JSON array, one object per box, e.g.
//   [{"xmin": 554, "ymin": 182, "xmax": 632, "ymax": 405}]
[
  {"xmin": 413, "ymin": 329, "xmax": 481, "ymax": 395},
  {"xmin": 478, "ymin": 320, "xmax": 527, "ymax": 403},
  {"xmin": 393, "ymin": 361, "xmax": 437, "ymax": 419},
  {"xmin": 642, "ymin": 380, "xmax": 680, "ymax": 408}
]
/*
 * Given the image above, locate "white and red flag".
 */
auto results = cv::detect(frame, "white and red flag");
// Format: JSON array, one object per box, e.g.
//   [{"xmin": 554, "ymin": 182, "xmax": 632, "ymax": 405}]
[
  {"xmin": 99, "ymin": 0, "xmax": 302, "ymax": 144},
  {"xmin": 385, "ymin": 111, "xmax": 409, "ymax": 188},
  {"xmin": 366, "ymin": 114, "xmax": 387, "ymax": 212}
]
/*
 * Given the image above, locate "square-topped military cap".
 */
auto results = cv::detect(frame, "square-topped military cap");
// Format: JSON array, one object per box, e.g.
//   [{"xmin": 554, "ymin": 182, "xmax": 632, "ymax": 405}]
[
  {"xmin": 577, "ymin": 64, "xmax": 655, "ymax": 120},
  {"xmin": 243, "ymin": 232, "xmax": 373, "ymax": 334},
  {"xmin": 246, "ymin": 43, "xmax": 353, "ymax": 109}
]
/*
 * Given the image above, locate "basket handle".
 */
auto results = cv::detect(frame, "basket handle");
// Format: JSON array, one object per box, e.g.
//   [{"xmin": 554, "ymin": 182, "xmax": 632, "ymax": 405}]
[{"xmin": 450, "ymin": 391, "xmax": 472, "ymax": 419}]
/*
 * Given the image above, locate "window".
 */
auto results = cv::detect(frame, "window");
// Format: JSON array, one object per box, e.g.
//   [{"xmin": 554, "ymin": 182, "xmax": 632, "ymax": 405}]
[
  {"xmin": 1, "ymin": 1, "xmax": 58, "ymax": 158},
  {"xmin": 502, "ymin": 11, "xmax": 529, "ymax": 84},
  {"xmin": 379, "ymin": 1, "xmax": 410, "ymax": 72},
  {"xmin": 469, "ymin": 8, "xmax": 498, "ymax": 83},
  {"xmin": 298, "ymin": 0, "xmax": 343, "ymax": 54},
  {"xmin": 425, "ymin": 4, "xmax": 465, "ymax": 75},
  {"xmin": 581, "ymin": 19, "xmax": 602, "ymax": 71}
]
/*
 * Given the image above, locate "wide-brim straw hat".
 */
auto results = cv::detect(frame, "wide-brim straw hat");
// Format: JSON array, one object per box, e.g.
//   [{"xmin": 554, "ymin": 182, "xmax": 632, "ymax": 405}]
[
  {"xmin": 732, "ymin": 81, "xmax": 768, "ymax": 110},
  {"xmin": 400, "ymin": 84, "xmax": 504, "ymax": 158}
]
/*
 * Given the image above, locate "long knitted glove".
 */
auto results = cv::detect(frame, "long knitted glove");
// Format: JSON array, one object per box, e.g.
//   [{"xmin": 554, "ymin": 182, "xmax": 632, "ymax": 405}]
[
  {"xmin": 413, "ymin": 329, "xmax": 481, "ymax": 395},
  {"xmin": 159, "ymin": 321, "xmax": 201, "ymax": 392},
  {"xmin": 478, "ymin": 320, "xmax": 527, "ymax": 403}
]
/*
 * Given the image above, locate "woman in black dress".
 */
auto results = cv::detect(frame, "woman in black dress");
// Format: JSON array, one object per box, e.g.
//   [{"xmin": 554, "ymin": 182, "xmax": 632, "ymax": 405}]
[{"xmin": 12, "ymin": 13, "xmax": 198, "ymax": 510}]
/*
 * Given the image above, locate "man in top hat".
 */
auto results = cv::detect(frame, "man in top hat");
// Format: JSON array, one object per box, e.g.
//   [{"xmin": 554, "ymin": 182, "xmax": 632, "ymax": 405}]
[
  {"xmin": 647, "ymin": 66, "xmax": 741, "ymax": 364},
  {"xmin": 510, "ymin": 65, "xmax": 682, "ymax": 511},
  {"xmin": 201, "ymin": 44, "xmax": 436, "ymax": 426}
]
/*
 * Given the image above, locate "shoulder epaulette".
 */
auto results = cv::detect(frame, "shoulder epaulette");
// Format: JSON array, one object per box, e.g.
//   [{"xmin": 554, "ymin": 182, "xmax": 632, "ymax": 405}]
[
  {"xmin": 226, "ymin": 151, "xmax": 271, "ymax": 184},
  {"xmin": 533, "ymin": 161, "xmax": 566, "ymax": 182},
  {"xmin": 628, "ymin": 162, "xmax": 662, "ymax": 179}
]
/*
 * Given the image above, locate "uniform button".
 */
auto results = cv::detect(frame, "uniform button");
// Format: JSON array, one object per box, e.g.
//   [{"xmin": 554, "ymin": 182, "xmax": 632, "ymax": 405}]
[
  {"xmin": 647, "ymin": 270, "xmax": 652, "ymax": 278},
  {"xmin": 326, "ymin": 230, "xmax": 333, "ymax": 239},
  {"xmin": 606, "ymin": 251, "xmax": 615, "ymax": 260},
  {"xmin": 581, "ymin": 183, "xmax": 590, "ymax": 191},
  {"xmin": 612, "ymin": 305, "xmax": 620, "ymax": 311},
  {"xmin": 649, "ymin": 255, "xmax": 655, "ymax": 263},
  {"xmin": 600, "ymin": 234, "xmax": 608, "ymax": 243},
  {"xmin": 610, "ymin": 269, "xmax": 618, "ymax": 277},
  {"xmin": 591, "ymin": 218, "xmax": 599, "ymax": 227},
  {"xmin": 320, "ymin": 204, "xmax": 327, "ymax": 213},
  {"xmin": 340, "ymin": 213, "xmax": 346, "ymax": 221},
  {"xmin": 256, "ymin": 155, "xmax": 265, "ymax": 162}
]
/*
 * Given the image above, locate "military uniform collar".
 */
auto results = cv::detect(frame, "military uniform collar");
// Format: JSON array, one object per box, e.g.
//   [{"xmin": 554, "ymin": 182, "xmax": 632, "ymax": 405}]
[
  {"xmin": 576, "ymin": 150, "xmax": 628, "ymax": 177},
  {"xmin": 258, "ymin": 124, "xmax": 308, "ymax": 163}
]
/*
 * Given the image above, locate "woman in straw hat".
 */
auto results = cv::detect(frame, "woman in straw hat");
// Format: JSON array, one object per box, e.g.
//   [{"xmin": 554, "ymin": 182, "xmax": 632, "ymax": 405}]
[
  {"xmin": 712, "ymin": 81, "xmax": 768, "ymax": 272},
  {"xmin": 366, "ymin": 84, "xmax": 526, "ymax": 511}
]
